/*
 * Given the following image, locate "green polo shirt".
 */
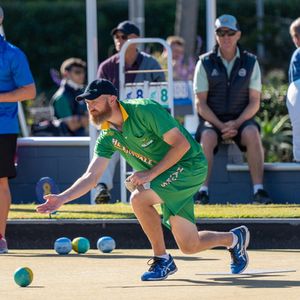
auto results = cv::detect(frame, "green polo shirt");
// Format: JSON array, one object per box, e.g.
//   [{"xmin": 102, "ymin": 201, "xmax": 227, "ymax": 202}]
[
  {"xmin": 94, "ymin": 99, "xmax": 208, "ymax": 229},
  {"xmin": 94, "ymin": 99, "xmax": 202, "ymax": 170}
]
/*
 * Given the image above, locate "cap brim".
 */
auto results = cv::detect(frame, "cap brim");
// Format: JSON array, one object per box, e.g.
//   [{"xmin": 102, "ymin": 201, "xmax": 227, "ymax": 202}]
[
  {"xmin": 75, "ymin": 92, "xmax": 97, "ymax": 102},
  {"xmin": 215, "ymin": 24, "xmax": 239, "ymax": 31},
  {"xmin": 111, "ymin": 28, "xmax": 126, "ymax": 36}
]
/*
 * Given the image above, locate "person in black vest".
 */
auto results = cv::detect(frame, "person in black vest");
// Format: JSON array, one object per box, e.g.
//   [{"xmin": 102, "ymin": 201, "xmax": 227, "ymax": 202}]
[{"xmin": 193, "ymin": 14, "xmax": 272, "ymax": 205}]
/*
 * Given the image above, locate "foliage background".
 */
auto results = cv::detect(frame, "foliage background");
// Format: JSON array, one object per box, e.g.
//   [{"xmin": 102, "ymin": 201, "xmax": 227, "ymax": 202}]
[
  {"xmin": 0, "ymin": 0, "xmax": 297, "ymax": 161},
  {"xmin": 0, "ymin": 0, "xmax": 298, "ymax": 94}
]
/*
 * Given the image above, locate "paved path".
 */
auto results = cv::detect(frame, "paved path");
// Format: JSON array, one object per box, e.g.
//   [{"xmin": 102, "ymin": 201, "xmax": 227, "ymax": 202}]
[{"xmin": 1, "ymin": 249, "xmax": 300, "ymax": 300}]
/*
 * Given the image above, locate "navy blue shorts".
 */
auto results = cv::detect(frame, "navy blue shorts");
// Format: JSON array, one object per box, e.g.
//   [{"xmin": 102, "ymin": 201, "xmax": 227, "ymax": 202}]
[
  {"xmin": 195, "ymin": 118, "xmax": 260, "ymax": 153},
  {"xmin": 0, "ymin": 134, "xmax": 17, "ymax": 179}
]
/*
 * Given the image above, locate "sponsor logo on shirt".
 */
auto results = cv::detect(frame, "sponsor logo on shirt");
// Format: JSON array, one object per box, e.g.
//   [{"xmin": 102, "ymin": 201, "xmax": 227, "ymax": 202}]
[
  {"xmin": 160, "ymin": 166, "xmax": 184, "ymax": 188},
  {"xmin": 112, "ymin": 138, "xmax": 156, "ymax": 165},
  {"xmin": 141, "ymin": 139, "xmax": 154, "ymax": 147}
]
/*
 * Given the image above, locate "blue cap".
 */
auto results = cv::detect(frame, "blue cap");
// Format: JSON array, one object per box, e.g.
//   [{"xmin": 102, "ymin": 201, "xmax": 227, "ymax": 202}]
[
  {"xmin": 76, "ymin": 79, "xmax": 118, "ymax": 101},
  {"xmin": 215, "ymin": 14, "xmax": 240, "ymax": 31}
]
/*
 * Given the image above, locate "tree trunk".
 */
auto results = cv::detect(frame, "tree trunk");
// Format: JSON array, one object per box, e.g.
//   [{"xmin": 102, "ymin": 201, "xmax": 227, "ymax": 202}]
[{"xmin": 175, "ymin": 0, "xmax": 199, "ymax": 60}]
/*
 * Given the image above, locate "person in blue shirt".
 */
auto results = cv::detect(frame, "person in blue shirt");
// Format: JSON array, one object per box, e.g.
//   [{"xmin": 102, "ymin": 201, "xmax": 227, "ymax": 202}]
[
  {"xmin": 0, "ymin": 6, "xmax": 36, "ymax": 253},
  {"xmin": 287, "ymin": 17, "xmax": 300, "ymax": 162}
]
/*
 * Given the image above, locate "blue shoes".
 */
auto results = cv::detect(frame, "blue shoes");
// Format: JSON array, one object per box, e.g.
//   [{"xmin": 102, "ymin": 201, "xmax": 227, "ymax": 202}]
[
  {"xmin": 229, "ymin": 226, "xmax": 250, "ymax": 274},
  {"xmin": 141, "ymin": 255, "xmax": 177, "ymax": 281},
  {"xmin": 141, "ymin": 227, "xmax": 249, "ymax": 280}
]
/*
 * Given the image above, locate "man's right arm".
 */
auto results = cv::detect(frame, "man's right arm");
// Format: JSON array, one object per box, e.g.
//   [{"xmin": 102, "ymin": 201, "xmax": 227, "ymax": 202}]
[
  {"xmin": 36, "ymin": 156, "xmax": 110, "ymax": 213},
  {"xmin": 195, "ymin": 91, "xmax": 224, "ymax": 130},
  {"xmin": 194, "ymin": 59, "xmax": 224, "ymax": 130}
]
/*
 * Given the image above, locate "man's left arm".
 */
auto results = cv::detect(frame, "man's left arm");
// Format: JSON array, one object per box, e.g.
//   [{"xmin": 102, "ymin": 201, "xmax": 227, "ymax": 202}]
[
  {"xmin": 128, "ymin": 128, "xmax": 190, "ymax": 186},
  {"xmin": 233, "ymin": 88, "xmax": 260, "ymax": 128},
  {"xmin": 224, "ymin": 60, "xmax": 261, "ymax": 131}
]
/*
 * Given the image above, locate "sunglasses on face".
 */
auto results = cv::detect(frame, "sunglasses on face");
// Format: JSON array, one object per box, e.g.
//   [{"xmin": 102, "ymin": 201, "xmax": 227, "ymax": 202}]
[
  {"xmin": 114, "ymin": 34, "xmax": 128, "ymax": 40},
  {"xmin": 216, "ymin": 29, "xmax": 237, "ymax": 37}
]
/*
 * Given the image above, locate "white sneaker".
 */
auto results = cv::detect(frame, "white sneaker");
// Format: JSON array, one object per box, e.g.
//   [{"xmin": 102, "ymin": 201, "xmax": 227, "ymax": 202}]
[{"xmin": 0, "ymin": 238, "xmax": 8, "ymax": 254}]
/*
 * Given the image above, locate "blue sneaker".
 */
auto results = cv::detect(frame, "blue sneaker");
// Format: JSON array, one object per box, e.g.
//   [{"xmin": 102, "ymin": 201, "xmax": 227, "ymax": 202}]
[
  {"xmin": 141, "ymin": 255, "xmax": 177, "ymax": 281},
  {"xmin": 229, "ymin": 226, "xmax": 250, "ymax": 274}
]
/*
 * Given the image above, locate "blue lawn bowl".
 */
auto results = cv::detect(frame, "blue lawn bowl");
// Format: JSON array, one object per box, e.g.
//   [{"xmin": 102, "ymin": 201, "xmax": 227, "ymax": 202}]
[
  {"xmin": 35, "ymin": 177, "xmax": 59, "ymax": 204},
  {"xmin": 54, "ymin": 237, "xmax": 72, "ymax": 255},
  {"xmin": 97, "ymin": 236, "xmax": 116, "ymax": 253}
]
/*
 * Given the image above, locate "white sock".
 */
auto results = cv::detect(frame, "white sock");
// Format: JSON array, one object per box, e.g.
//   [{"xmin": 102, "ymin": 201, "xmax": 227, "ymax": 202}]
[
  {"xmin": 199, "ymin": 186, "xmax": 208, "ymax": 193},
  {"xmin": 253, "ymin": 184, "xmax": 263, "ymax": 194},
  {"xmin": 156, "ymin": 254, "xmax": 170, "ymax": 260},
  {"xmin": 228, "ymin": 232, "xmax": 238, "ymax": 249}
]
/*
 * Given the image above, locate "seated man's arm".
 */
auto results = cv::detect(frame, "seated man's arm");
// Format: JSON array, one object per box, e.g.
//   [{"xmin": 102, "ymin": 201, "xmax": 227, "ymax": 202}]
[
  {"xmin": 221, "ymin": 89, "xmax": 260, "ymax": 139},
  {"xmin": 225, "ymin": 61, "xmax": 262, "ymax": 130},
  {"xmin": 227, "ymin": 60, "xmax": 262, "ymax": 130},
  {"xmin": 231, "ymin": 88, "xmax": 261, "ymax": 129},
  {"xmin": 195, "ymin": 91, "xmax": 224, "ymax": 130},
  {"xmin": 194, "ymin": 59, "xmax": 225, "ymax": 130},
  {"xmin": 223, "ymin": 89, "xmax": 260, "ymax": 132}
]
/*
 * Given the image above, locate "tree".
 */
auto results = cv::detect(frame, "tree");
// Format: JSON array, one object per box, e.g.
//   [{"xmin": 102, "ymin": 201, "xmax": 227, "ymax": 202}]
[{"xmin": 175, "ymin": 0, "xmax": 199, "ymax": 60}]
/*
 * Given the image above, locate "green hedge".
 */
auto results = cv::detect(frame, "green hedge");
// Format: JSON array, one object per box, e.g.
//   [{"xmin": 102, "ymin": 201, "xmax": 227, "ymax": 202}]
[{"xmin": 1, "ymin": 0, "xmax": 299, "ymax": 100}]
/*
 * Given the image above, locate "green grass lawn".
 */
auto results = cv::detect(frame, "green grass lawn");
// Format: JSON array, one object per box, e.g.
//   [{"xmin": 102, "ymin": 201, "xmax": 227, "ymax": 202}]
[{"xmin": 8, "ymin": 203, "xmax": 300, "ymax": 219}]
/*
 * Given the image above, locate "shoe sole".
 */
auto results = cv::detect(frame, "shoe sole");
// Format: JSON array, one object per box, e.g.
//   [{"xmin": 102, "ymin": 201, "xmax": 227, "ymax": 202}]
[
  {"xmin": 142, "ymin": 267, "xmax": 178, "ymax": 281},
  {"xmin": 0, "ymin": 249, "xmax": 8, "ymax": 254},
  {"xmin": 236, "ymin": 225, "xmax": 250, "ymax": 274}
]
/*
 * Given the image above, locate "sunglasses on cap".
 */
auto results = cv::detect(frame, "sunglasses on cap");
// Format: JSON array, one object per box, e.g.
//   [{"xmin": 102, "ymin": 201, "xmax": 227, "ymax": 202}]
[{"xmin": 216, "ymin": 29, "xmax": 237, "ymax": 37}]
